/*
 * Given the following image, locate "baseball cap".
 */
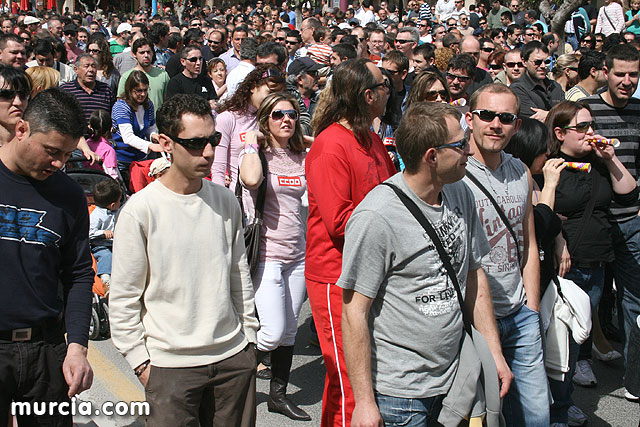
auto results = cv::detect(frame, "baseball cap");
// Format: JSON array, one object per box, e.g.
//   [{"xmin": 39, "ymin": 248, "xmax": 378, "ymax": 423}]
[
  {"xmin": 148, "ymin": 158, "xmax": 171, "ymax": 177},
  {"xmin": 64, "ymin": 24, "xmax": 79, "ymax": 35},
  {"xmin": 288, "ymin": 57, "xmax": 323, "ymax": 75},
  {"xmin": 117, "ymin": 23, "xmax": 133, "ymax": 34}
]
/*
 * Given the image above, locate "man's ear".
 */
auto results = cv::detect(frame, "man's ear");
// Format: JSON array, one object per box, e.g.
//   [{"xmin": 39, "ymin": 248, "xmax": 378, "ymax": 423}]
[
  {"xmin": 156, "ymin": 134, "xmax": 173, "ymax": 153},
  {"xmin": 14, "ymin": 119, "xmax": 29, "ymax": 141},
  {"xmin": 425, "ymin": 147, "xmax": 437, "ymax": 165},
  {"xmin": 364, "ymin": 87, "xmax": 375, "ymax": 105}
]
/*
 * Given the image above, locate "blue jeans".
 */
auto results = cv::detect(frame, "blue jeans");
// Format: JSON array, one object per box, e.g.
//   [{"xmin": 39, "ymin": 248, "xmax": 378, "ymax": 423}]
[
  {"xmin": 497, "ymin": 304, "xmax": 550, "ymax": 427},
  {"xmin": 564, "ymin": 265, "xmax": 605, "ymax": 360},
  {"xmin": 375, "ymin": 393, "xmax": 444, "ymax": 426},
  {"xmin": 91, "ymin": 245, "xmax": 112, "ymax": 276},
  {"xmin": 611, "ymin": 215, "xmax": 640, "ymax": 362}
]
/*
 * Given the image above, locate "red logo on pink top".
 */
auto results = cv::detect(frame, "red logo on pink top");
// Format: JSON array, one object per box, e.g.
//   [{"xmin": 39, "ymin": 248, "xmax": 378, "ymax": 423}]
[
  {"xmin": 239, "ymin": 132, "xmax": 247, "ymax": 143},
  {"xmin": 278, "ymin": 176, "xmax": 302, "ymax": 187},
  {"xmin": 383, "ymin": 137, "xmax": 396, "ymax": 147}
]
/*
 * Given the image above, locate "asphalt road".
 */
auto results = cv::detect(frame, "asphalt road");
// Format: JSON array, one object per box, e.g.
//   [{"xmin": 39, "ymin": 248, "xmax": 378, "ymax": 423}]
[{"xmin": 76, "ymin": 299, "xmax": 639, "ymax": 427}]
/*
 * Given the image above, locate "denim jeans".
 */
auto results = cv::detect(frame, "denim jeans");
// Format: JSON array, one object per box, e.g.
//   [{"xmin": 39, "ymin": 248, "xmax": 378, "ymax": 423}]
[
  {"xmin": 564, "ymin": 265, "xmax": 605, "ymax": 360},
  {"xmin": 497, "ymin": 304, "xmax": 550, "ymax": 427},
  {"xmin": 549, "ymin": 334, "xmax": 580, "ymax": 424},
  {"xmin": 611, "ymin": 215, "xmax": 640, "ymax": 362},
  {"xmin": 91, "ymin": 245, "xmax": 113, "ymax": 276},
  {"xmin": 375, "ymin": 393, "xmax": 444, "ymax": 427}
]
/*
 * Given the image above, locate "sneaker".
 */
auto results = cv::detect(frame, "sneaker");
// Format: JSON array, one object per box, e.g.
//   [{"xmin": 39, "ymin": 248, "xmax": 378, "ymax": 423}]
[
  {"xmin": 573, "ymin": 360, "xmax": 597, "ymax": 387},
  {"xmin": 567, "ymin": 405, "xmax": 587, "ymax": 426},
  {"xmin": 625, "ymin": 389, "xmax": 640, "ymax": 402},
  {"xmin": 592, "ymin": 344, "xmax": 622, "ymax": 362}
]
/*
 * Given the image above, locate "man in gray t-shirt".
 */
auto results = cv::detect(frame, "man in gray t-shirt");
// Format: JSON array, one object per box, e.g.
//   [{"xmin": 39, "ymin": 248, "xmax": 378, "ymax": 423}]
[
  {"xmin": 340, "ymin": 102, "xmax": 512, "ymax": 426},
  {"xmin": 463, "ymin": 83, "xmax": 549, "ymax": 426}
]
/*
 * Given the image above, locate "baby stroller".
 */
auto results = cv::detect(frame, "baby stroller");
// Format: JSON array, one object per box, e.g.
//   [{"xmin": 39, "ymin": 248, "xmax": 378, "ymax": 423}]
[{"xmin": 65, "ymin": 155, "xmax": 126, "ymax": 340}]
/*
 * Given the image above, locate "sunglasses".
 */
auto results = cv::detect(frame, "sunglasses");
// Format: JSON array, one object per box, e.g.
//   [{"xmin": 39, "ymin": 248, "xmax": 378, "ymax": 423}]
[
  {"xmin": 531, "ymin": 58, "xmax": 552, "ymax": 67},
  {"xmin": 185, "ymin": 56, "xmax": 204, "ymax": 63},
  {"xmin": 524, "ymin": 32, "xmax": 535, "ymax": 37},
  {"xmin": 563, "ymin": 121, "xmax": 596, "ymax": 133},
  {"xmin": 275, "ymin": 37, "xmax": 285, "ymax": 41},
  {"xmin": 0, "ymin": 88, "xmax": 29, "ymax": 100},
  {"xmin": 481, "ymin": 47, "xmax": 495, "ymax": 53},
  {"xmin": 208, "ymin": 39, "xmax": 221, "ymax": 44},
  {"xmin": 270, "ymin": 109, "xmax": 299, "ymax": 121},
  {"xmin": 170, "ymin": 132, "xmax": 222, "ymax": 150},
  {"xmin": 505, "ymin": 61, "xmax": 524, "ymax": 68},
  {"xmin": 285, "ymin": 39, "xmax": 299, "ymax": 44},
  {"xmin": 423, "ymin": 89, "xmax": 449, "ymax": 101},
  {"xmin": 472, "ymin": 109, "xmax": 518, "ymax": 124},
  {"xmin": 367, "ymin": 79, "xmax": 392, "ymax": 91},
  {"xmin": 445, "ymin": 72, "xmax": 471, "ymax": 82},
  {"xmin": 489, "ymin": 64, "xmax": 502, "ymax": 70},
  {"xmin": 87, "ymin": 48, "xmax": 102, "ymax": 53},
  {"xmin": 436, "ymin": 136, "xmax": 468, "ymax": 150},
  {"xmin": 384, "ymin": 68, "xmax": 402, "ymax": 75},
  {"xmin": 395, "ymin": 39, "xmax": 413, "ymax": 44}
]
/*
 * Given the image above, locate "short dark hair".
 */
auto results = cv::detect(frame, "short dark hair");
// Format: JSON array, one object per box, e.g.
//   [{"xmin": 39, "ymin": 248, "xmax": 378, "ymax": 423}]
[
  {"xmin": 156, "ymin": 94, "xmax": 213, "ymax": 137},
  {"xmin": 506, "ymin": 23, "xmax": 522, "ymax": 36},
  {"xmin": 0, "ymin": 65, "xmax": 30, "ymax": 97},
  {"xmin": 414, "ymin": 43, "xmax": 436, "ymax": 61},
  {"xmin": 33, "ymin": 38, "xmax": 54, "ymax": 57},
  {"xmin": 577, "ymin": 49, "xmax": 605, "ymax": 80},
  {"xmin": 396, "ymin": 102, "xmax": 461, "ymax": 174},
  {"xmin": 183, "ymin": 28, "xmax": 204, "ymax": 46},
  {"xmin": 332, "ymin": 43, "xmax": 356, "ymax": 60},
  {"xmin": 521, "ymin": 40, "xmax": 548, "ymax": 61},
  {"xmin": 503, "ymin": 117, "xmax": 548, "ymax": 168},
  {"xmin": 239, "ymin": 37, "xmax": 258, "ymax": 60},
  {"xmin": 501, "ymin": 10, "xmax": 513, "ymax": 20},
  {"xmin": 605, "ymin": 42, "xmax": 640, "ymax": 69},
  {"xmin": 93, "ymin": 177, "xmax": 122, "ymax": 208},
  {"xmin": 168, "ymin": 32, "xmax": 182, "ymax": 49},
  {"xmin": 149, "ymin": 22, "xmax": 169, "ymax": 45},
  {"xmin": 442, "ymin": 33, "xmax": 460, "ymax": 49},
  {"xmin": 447, "ymin": 53, "xmax": 476, "ymax": 78},
  {"xmin": 541, "ymin": 32, "xmax": 557, "ymax": 47},
  {"xmin": 180, "ymin": 45, "xmax": 201, "ymax": 59},
  {"xmin": 0, "ymin": 33, "xmax": 21, "ymax": 50},
  {"xmin": 132, "ymin": 37, "xmax": 153, "ymax": 54},
  {"xmin": 382, "ymin": 49, "xmax": 410, "ymax": 72},
  {"xmin": 23, "ymin": 88, "xmax": 85, "ymax": 139},
  {"xmin": 469, "ymin": 83, "xmax": 519, "ymax": 113},
  {"xmin": 232, "ymin": 25, "xmax": 249, "ymax": 37},
  {"xmin": 287, "ymin": 29, "xmax": 302, "ymax": 43},
  {"xmin": 256, "ymin": 41, "xmax": 287, "ymax": 65}
]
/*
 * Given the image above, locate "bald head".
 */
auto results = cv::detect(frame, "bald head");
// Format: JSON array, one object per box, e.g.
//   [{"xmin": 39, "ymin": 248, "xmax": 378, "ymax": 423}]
[{"xmin": 460, "ymin": 35, "xmax": 480, "ymax": 53}]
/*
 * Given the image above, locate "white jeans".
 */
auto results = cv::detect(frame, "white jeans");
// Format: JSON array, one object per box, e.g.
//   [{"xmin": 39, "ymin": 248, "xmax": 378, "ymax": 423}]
[{"xmin": 254, "ymin": 259, "xmax": 307, "ymax": 351}]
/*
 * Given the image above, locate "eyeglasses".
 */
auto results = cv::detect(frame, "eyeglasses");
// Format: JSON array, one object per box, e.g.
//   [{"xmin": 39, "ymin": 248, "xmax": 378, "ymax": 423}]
[
  {"xmin": 436, "ymin": 136, "xmax": 468, "ymax": 150},
  {"xmin": 169, "ymin": 131, "xmax": 222, "ymax": 150},
  {"xmin": 472, "ymin": 109, "xmax": 518, "ymax": 124},
  {"xmin": 383, "ymin": 68, "xmax": 402, "ymax": 75},
  {"xmin": 367, "ymin": 79, "xmax": 392, "ymax": 91},
  {"xmin": 208, "ymin": 39, "xmax": 221, "ymax": 44},
  {"xmin": 445, "ymin": 72, "xmax": 471, "ymax": 82},
  {"xmin": 285, "ymin": 39, "xmax": 299, "ymax": 44},
  {"xmin": 191, "ymin": 22, "xmax": 202, "ymax": 26},
  {"xmin": 185, "ymin": 56, "xmax": 204, "ymax": 63},
  {"xmin": 595, "ymin": 38, "xmax": 604, "ymax": 43},
  {"xmin": 395, "ymin": 38, "xmax": 413, "ymax": 44},
  {"xmin": 489, "ymin": 64, "xmax": 502, "ymax": 70},
  {"xmin": 567, "ymin": 67, "xmax": 579, "ymax": 72},
  {"xmin": 563, "ymin": 121, "xmax": 596, "ymax": 133},
  {"xmin": 87, "ymin": 48, "xmax": 102, "ymax": 53},
  {"xmin": 275, "ymin": 37, "xmax": 285, "ymax": 41},
  {"xmin": 132, "ymin": 87, "xmax": 148, "ymax": 94},
  {"xmin": 481, "ymin": 47, "xmax": 495, "ymax": 53},
  {"xmin": 505, "ymin": 61, "xmax": 524, "ymax": 68},
  {"xmin": 524, "ymin": 32, "xmax": 535, "ymax": 37},
  {"xmin": 419, "ymin": 23, "xmax": 429, "ymax": 27},
  {"xmin": 270, "ymin": 109, "xmax": 299, "ymax": 121},
  {"xmin": 423, "ymin": 89, "xmax": 449, "ymax": 101},
  {"xmin": 0, "ymin": 88, "xmax": 29, "ymax": 100},
  {"xmin": 531, "ymin": 58, "xmax": 552, "ymax": 67}
]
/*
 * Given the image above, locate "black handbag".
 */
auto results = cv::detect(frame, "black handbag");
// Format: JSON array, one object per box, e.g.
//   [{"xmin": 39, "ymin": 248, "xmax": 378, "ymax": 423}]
[{"xmin": 234, "ymin": 150, "xmax": 268, "ymax": 276}]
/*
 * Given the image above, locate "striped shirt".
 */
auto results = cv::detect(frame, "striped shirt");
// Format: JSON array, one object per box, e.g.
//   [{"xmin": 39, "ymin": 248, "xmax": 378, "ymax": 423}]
[
  {"xmin": 419, "ymin": 3, "xmax": 433, "ymax": 21},
  {"xmin": 60, "ymin": 79, "xmax": 115, "ymax": 135},
  {"xmin": 582, "ymin": 93, "xmax": 640, "ymax": 222}
]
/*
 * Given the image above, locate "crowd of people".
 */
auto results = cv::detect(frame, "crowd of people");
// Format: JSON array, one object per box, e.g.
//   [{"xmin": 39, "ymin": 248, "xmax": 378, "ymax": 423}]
[{"xmin": 1, "ymin": 0, "xmax": 640, "ymax": 426}]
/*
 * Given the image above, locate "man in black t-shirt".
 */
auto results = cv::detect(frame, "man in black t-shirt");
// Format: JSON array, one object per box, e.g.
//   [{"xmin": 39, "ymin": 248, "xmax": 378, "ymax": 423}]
[
  {"xmin": 0, "ymin": 88, "xmax": 94, "ymax": 425},
  {"xmin": 166, "ymin": 46, "xmax": 217, "ymax": 107}
]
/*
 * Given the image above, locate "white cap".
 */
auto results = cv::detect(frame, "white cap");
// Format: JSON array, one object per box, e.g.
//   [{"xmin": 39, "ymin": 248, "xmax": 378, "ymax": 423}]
[
  {"xmin": 116, "ymin": 23, "xmax": 133, "ymax": 34},
  {"xmin": 24, "ymin": 16, "xmax": 41, "ymax": 25}
]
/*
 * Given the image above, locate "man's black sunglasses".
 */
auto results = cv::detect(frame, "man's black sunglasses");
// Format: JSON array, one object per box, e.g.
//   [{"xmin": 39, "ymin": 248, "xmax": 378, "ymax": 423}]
[
  {"xmin": 472, "ymin": 109, "xmax": 518, "ymax": 124},
  {"xmin": 169, "ymin": 132, "xmax": 222, "ymax": 150}
]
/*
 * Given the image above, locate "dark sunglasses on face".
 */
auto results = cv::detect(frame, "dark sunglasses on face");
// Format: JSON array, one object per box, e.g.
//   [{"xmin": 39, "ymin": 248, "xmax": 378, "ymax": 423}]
[
  {"xmin": 472, "ymin": 109, "xmax": 518, "ymax": 124},
  {"xmin": 489, "ymin": 64, "xmax": 502, "ymax": 70},
  {"xmin": 436, "ymin": 136, "xmax": 468, "ymax": 150},
  {"xmin": 564, "ymin": 121, "xmax": 596, "ymax": 133},
  {"xmin": 395, "ymin": 38, "xmax": 413, "ymax": 44},
  {"xmin": 87, "ymin": 48, "xmax": 102, "ymax": 53},
  {"xmin": 531, "ymin": 58, "xmax": 552, "ymax": 67},
  {"xmin": 481, "ymin": 47, "xmax": 494, "ymax": 53},
  {"xmin": 208, "ymin": 39, "xmax": 221, "ymax": 44},
  {"xmin": 445, "ymin": 72, "xmax": 471, "ymax": 82},
  {"xmin": 285, "ymin": 39, "xmax": 299, "ymax": 44},
  {"xmin": 0, "ymin": 88, "xmax": 29, "ymax": 100},
  {"xmin": 170, "ymin": 131, "xmax": 222, "ymax": 150},
  {"xmin": 185, "ymin": 56, "xmax": 204, "ymax": 63},
  {"xmin": 524, "ymin": 32, "xmax": 535, "ymax": 37},
  {"xmin": 270, "ymin": 109, "xmax": 299, "ymax": 121},
  {"xmin": 367, "ymin": 79, "xmax": 392, "ymax": 91},
  {"xmin": 505, "ymin": 61, "xmax": 524, "ymax": 68},
  {"xmin": 275, "ymin": 37, "xmax": 285, "ymax": 41},
  {"xmin": 423, "ymin": 89, "xmax": 449, "ymax": 101}
]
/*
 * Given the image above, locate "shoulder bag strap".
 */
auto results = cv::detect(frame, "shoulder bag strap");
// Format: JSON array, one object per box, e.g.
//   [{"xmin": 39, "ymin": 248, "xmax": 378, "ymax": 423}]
[
  {"xmin": 235, "ymin": 150, "xmax": 268, "ymax": 224},
  {"xmin": 603, "ymin": 7, "xmax": 622, "ymax": 33},
  {"xmin": 382, "ymin": 182, "xmax": 471, "ymax": 334},
  {"xmin": 568, "ymin": 170, "xmax": 599, "ymax": 257},
  {"xmin": 466, "ymin": 172, "xmax": 522, "ymax": 263}
]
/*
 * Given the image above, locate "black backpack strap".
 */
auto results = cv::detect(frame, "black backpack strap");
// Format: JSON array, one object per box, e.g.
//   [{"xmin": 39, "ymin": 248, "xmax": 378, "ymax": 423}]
[
  {"xmin": 466, "ymin": 172, "xmax": 522, "ymax": 263},
  {"xmin": 382, "ymin": 182, "xmax": 471, "ymax": 334}
]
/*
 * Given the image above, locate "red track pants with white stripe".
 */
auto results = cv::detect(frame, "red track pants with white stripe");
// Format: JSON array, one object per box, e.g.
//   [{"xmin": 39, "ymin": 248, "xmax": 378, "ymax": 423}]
[{"xmin": 306, "ymin": 279, "xmax": 355, "ymax": 427}]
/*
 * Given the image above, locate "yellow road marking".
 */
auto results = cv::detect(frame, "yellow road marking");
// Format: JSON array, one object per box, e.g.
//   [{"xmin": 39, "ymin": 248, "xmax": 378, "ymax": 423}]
[{"xmin": 87, "ymin": 342, "xmax": 145, "ymax": 403}]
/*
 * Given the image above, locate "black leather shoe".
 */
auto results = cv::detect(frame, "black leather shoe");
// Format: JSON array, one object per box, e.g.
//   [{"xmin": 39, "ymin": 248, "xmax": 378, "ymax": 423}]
[
  {"xmin": 256, "ymin": 367, "xmax": 272, "ymax": 380},
  {"xmin": 267, "ymin": 381, "xmax": 311, "ymax": 421}
]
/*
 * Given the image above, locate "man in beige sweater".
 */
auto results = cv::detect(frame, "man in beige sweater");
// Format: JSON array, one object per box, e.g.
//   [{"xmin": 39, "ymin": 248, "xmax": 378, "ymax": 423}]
[{"xmin": 110, "ymin": 94, "xmax": 259, "ymax": 427}]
